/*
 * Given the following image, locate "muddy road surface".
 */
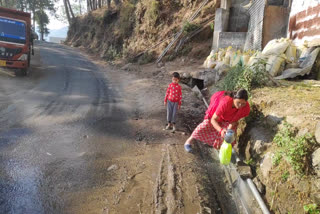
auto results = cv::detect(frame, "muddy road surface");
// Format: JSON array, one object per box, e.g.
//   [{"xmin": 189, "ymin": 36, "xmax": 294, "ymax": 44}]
[{"xmin": 0, "ymin": 42, "xmax": 239, "ymax": 214}]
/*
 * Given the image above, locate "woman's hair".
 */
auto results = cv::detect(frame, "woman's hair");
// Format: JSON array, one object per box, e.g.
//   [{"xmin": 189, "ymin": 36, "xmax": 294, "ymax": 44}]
[
  {"xmin": 224, "ymin": 89, "xmax": 248, "ymax": 101},
  {"xmin": 172, "ymin": 72, "xmax": 180, "ymax": 79}
]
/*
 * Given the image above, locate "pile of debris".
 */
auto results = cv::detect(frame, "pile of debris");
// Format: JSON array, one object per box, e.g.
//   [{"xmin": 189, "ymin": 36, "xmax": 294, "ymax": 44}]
[{"xmin": 202, "ymin": 38, "xmax": 320, "ymax": 82}]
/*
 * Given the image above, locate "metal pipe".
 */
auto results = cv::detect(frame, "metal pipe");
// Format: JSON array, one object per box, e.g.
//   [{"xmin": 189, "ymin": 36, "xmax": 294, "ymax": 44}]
[{"xmin": 246, "ymin": 179, "xmax": 270, "ymax": 214}]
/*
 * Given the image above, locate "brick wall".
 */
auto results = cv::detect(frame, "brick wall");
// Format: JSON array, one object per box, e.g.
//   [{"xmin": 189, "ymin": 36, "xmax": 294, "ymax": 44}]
[{"xmin": 289, "ymin": 0, "xmax": 320, "ymax": 45}]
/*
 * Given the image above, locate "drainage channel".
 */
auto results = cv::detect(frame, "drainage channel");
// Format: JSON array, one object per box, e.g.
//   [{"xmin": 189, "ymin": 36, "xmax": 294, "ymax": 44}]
[{"xmin": 200, "ymin": 94, "xmax": 270, "ymax": 214}]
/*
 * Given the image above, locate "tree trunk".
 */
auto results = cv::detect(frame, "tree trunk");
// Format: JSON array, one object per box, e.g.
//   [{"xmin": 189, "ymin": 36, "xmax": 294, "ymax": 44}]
[
  {"xmin": 63, "ymin": 0, "xmax": 71, "ymax": 24},
  {"xmin": 66, "ymin": 0, "xmax": 75, "ymax": 19},
  {"xmin": 98, "ymin": 0, "xmax": 101, "ymax": 8}
]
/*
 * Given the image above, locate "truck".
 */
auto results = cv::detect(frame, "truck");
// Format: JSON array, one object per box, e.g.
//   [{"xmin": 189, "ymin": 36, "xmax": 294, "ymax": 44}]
[{"xmin": 0, "ymin": 6, "xmax": 34, "ymax": 76}]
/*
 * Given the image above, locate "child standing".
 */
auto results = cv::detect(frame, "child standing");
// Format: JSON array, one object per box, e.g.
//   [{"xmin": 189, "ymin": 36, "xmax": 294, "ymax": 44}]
[{"xmin": 164, "ymin": 72, "xmax": 182, "ymax": 132}]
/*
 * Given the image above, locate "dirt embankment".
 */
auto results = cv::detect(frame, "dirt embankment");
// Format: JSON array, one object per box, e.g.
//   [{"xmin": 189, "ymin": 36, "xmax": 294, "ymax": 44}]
[{"xmin": 65, "ymin": 0, "xmax": 216, "ymax": 63}]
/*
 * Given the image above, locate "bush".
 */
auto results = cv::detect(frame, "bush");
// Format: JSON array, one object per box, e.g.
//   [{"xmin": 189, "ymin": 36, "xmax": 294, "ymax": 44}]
[
  {"xmin": 218, "ymin": 60, "xmax": 269, "ymax": 94},
  {"xmin": 119, "ymin": 1, "xmax": 136, "ymax": 38},
  {"xmin": 183, "ymin": 22, "xmax": 201, "ymax": 34},
  {"xmin": 273, "ymin": 122, "xmax": 317, "ymax": 175},
  {"xmin": 144, "ymin": 0, "xmax": 159, "ymax": 27}
]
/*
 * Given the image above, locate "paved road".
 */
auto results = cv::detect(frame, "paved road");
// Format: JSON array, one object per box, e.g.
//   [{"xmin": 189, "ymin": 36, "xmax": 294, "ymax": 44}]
[{"xmin": 0, "ymin": 41, "xmax": 134, "ymax": 214}]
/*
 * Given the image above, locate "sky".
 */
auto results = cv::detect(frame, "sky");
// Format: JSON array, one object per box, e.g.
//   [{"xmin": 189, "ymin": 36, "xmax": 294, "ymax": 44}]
[{"xmin": 47, "ymin": 0, "xmax": 68, "ymax": 30}]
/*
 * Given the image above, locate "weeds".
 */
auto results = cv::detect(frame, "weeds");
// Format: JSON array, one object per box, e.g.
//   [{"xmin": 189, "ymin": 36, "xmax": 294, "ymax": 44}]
[
  {"xmin": 303, "ymin": 204, "xmax": 320, "ymax": 214},
  {"xmin": 272, "ymin": 122, "xmax": 317, "ymax": 175},
  {"xmin": 217, "ymin": 61, "xmax": 269, "ymax": 93},
  {"xmin": 119, "ymin": 1, "xmax": 136, "ymax": 38},
  {"xmin": 145, "ymin": 0, "xmax": 159, "ymax": 27},
  {"xmin": 183, "ymin": 22, "xmax": 201, "ymax": 34},
  {"xmin": 281, "ymin": 170, "xmax": 289, "ymax": 182}
]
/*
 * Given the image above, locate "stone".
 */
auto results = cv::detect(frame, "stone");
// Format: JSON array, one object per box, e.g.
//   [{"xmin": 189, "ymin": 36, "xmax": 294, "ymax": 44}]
[
  {"xmin": 297, "ymin": 128, "xmax": 309, "ymax": 137},
  {"xmin": 315, "ymin": 122, "xmax": 320, "ymax": 145},
  {"xmin": 121, "ymin": 63, "xmax": 132, "ymax": 71},
  {"xmin": 311, "ymin": 192, "xmax": 320, "ymax": 204},
  {"xmin": 237, "ymin": 161, "xmax": 253, "ymax": 179},
  {"xmin": 312, "ymin": 148, "xmax": 320, "ymax": 177},
  {"xmin": 265, "ymin": 114, "xmax": 283, "ymax": 127},
  {"xmin": 107, "ymin": 164, "xmax": 118, "ymax": 171},
  {"xmin": 253, "ymin": 140, "xmax": 268, "ymax": 155},
  {"xmin": 312, "ymin": 148, "xmax": 320, "ymax": 167},
  {"xmin": 253, "ymin": 177, "xmax": 265, "ymax": 195},
  {"xmin": 260, "ymin": 152, "xmax": 273, "ymax": 178}
]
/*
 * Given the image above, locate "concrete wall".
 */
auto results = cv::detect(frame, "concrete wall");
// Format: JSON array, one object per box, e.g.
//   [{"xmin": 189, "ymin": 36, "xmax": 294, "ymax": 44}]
[
  {"xmin": 262, "ymin": 6, "xmax": 290, "ymax": 48},
  {"xmin": 217, "ymin": 32, "xmax": 247, "ymax": 49},
  {"xmin": 288, "ymin": 0, "xmax": 320, "ymax": 45},
  {"xmin": 212, "ymin": 8, "xmax": 230, "ymax": 49},
  {"xmin": 228, "ymin": 6, "xmax": 250, "ymax": 32}
]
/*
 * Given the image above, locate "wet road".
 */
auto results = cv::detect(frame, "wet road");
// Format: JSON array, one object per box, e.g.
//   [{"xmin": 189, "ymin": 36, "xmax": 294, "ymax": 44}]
[{"xmin": 0, "ymin": 42, "xmax": 134, "ymax": 214}]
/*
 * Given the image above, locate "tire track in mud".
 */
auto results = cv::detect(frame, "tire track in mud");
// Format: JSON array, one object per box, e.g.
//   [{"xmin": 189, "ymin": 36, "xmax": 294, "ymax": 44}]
[{"xmin": 154, "ymin": 145, "xmax": 187, "ymax": 214}]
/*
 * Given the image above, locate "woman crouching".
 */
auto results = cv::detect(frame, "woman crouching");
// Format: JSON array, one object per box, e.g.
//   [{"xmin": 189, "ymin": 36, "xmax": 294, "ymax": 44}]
[{"xmin": 184, "ymin": 89, "xmax": 250, "ymax": 152}]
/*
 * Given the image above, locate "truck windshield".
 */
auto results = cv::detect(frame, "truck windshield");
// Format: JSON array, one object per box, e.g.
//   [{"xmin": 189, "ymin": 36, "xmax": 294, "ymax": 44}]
[{"xmin": 0, "ymin": 17, "xmax": 26, "ymax": 44}]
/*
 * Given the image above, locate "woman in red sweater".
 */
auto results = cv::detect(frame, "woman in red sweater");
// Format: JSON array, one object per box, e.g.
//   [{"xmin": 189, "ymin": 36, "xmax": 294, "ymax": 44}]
[{"xmin": 184, "ymin": 89, "xmax": 250, "ymax": 152}]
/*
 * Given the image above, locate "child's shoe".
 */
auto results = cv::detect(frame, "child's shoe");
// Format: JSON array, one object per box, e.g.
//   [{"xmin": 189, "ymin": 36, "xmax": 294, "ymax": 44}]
[
  {"xmin": 171, "ymin": 125, "xmax": 176, "ymax": 133},
  {"xmin": 165, "ymin": 124, "xmax": 171, "ymax": 130}
]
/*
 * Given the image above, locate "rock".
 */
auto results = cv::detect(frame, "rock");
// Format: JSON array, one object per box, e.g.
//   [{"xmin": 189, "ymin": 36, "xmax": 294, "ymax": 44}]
[
  {"xmin": 182, "ymin": 72, "xmax": 191, "ymax": 78},
  {"xmin": 253, "ymin": 177, "xmax": 265, "ymax": 194},
  {"xmin": 121, "ymin": 63, "xmax": 132, "ymax": 71},
  {"xmin": 315, "ymin": 122, "xmax": 320, "ymax": 145},
  {"xmin": 253, "ymin": 140, "xmax": 268, "ymax": 155},
  {"xmin": 260, "ymin": 152, "xmax": 273, "ymax": 178},
  {"xmin": 107, "ymin": 164, "xmax": 118, "ymax": 171},
  {"xmin": 237, "ymin": 161, "xmax": 253, "ymax": 179},
  {"xmin": 297, "ymin": 128, "xmax": 309, "ymax": 137},
  {"xmin": 312, "ymin": 148, "xmax": 320, "ymax": 176},
  {"xmin": 311, "ymin": 192, "xmax": 320, "ymax": 204},
  {"xmin": 160, "ymin": 67, "xmax": 167, "ymax": 73},
  {"xmin": 265, "ymin": 114, "xmax": 283, "ymax": 127}
]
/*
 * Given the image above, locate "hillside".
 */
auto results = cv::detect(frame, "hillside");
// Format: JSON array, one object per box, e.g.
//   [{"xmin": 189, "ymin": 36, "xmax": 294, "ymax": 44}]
[{"xmin": 66, "ymin": 0, "xmax": 216, "ymax": 63}]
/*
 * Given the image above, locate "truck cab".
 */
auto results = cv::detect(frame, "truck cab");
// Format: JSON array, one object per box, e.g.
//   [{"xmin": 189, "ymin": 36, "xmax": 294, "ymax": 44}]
[{"xmin": 0, "ymin": 7, "xmax": 32, "ymax": 76}]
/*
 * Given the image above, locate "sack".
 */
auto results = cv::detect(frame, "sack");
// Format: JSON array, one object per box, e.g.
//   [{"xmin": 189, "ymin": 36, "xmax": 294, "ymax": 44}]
[
  {"xmin": 241, "ymin": 54, "xmax": 250, "ymax": 66},
  {"xmin": 285, "ymin": 44, "xmax": 297, "ymax": 63},
  {"xmin": 223, "ymin": 47, "xmax": 234, "ymax": 65},
  {"xmin": 266, "ymin": 54, "xmax": 286, "ymax": 77},
  {"xmin": 262, "ymin": 38, "xmax": 290, "ymax": 55},
  {"xmin": 231, "ymin": 51, "xmax": 242, "ymax": 67}
]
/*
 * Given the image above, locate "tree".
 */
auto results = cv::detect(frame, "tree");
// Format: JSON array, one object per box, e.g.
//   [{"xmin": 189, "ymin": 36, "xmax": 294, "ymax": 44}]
[
  {"xmin": 63, "ymin": 0, "xmax": 76, "ymax": 24},
  {"xmin": 35, "ymin": 9, "xmax": 49, "ymax": 40}
]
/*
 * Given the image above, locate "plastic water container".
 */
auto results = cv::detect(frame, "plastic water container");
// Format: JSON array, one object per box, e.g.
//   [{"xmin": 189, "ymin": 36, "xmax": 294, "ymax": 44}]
[{"xmin": 219, "ymin": 129, "xmax": 235, "ymax": 165}]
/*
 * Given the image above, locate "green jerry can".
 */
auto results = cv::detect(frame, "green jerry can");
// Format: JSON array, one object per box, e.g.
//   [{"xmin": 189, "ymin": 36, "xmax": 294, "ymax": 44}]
[{"xmin": 219, "ymin": 129, "xmax": 235, "ymax": 165}]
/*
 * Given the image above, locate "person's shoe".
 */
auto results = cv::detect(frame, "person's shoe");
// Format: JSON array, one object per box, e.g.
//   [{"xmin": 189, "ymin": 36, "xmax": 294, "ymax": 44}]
[
  {"xmin": 165, "ymin": 124, "xmax": 171, "ymax": 130},
  {"xmin": 184, "ymin": 144, "xmax": 192, "ymax": 153},
  {"xmin": 171, "ymin": 125, "xmax": 176, "ymax": 132}
]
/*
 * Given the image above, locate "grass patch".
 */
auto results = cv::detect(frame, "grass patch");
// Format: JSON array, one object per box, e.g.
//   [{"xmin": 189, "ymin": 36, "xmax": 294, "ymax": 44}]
[
  {"xmin": 304, "ymin": 204, "xmax": 320, "ymax": 214},
  {"xmin": 272, "ymin": 122, "xmax": 317, "ymax": 175},
  {"xmin": 183, "ymin": 22, "xmax": 201, "ymax": 34},
  {"xmin": 144, "ymin": 0, "xmax": 159, "ymax": 27},
  {"xmin": 218, "ymin": 61, "xmax": 269, "ymax": 94},
  {"xmin": 119, "ymin": 1, "xmax": 136, "ymax": 38}
]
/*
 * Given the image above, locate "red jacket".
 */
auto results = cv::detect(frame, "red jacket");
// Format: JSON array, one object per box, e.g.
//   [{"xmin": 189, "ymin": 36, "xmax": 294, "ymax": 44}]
[{"xmin": 164, "ymin": 83, "xmax": 182, "ymax": 105}]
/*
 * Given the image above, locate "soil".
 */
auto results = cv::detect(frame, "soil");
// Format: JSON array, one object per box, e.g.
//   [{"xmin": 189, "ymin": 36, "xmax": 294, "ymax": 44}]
[{"xmin": 62, "ymin": 45, "xmax": 241, "ymax": 214}]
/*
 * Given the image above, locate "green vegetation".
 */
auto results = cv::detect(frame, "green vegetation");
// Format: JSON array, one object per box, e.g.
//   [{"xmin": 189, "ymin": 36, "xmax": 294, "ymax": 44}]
[
  {"xmin": 281, "ymin": 170, "xmax": 290, "ymax": 182},
  {"xmin": 304, "ymin": 204, "xmax": 320, "ymax": 214},
  {"xmin": 218, "ymin": 61, "xmax": 269, "ymax": 94},
  {"xmin": 138, "ymin": 51, "xmax": 154, "ymax": 65},
  {"xmin": 272, "ymin": 122, "xmax": 317, "ymax": 175},
  {"xmin": 183, "ymin": 22, "xmax": 201, "ymax": 34},
  {"xmin": 119, "ymin": 1, "xmax": 136, "ymax": 38},
  {"xmin": 145, "ymin": 0, "xmax": 160, "ymax": 27}
]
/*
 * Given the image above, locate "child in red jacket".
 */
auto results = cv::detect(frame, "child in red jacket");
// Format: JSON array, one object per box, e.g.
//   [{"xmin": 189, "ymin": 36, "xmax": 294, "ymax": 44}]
[{"xmin": 164, "ymin": 72, "xmax": 182, "ymax": 132}]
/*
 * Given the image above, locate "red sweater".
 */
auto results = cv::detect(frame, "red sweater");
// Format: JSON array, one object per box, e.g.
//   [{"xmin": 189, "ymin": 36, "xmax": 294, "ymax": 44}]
[
  {"xmin": 164, "ymin": 83, "xmax": 182, "ymax": 105},
  {"xmin": 204, "ymin": 91, "xmax": 250, "ymax": 122}
]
